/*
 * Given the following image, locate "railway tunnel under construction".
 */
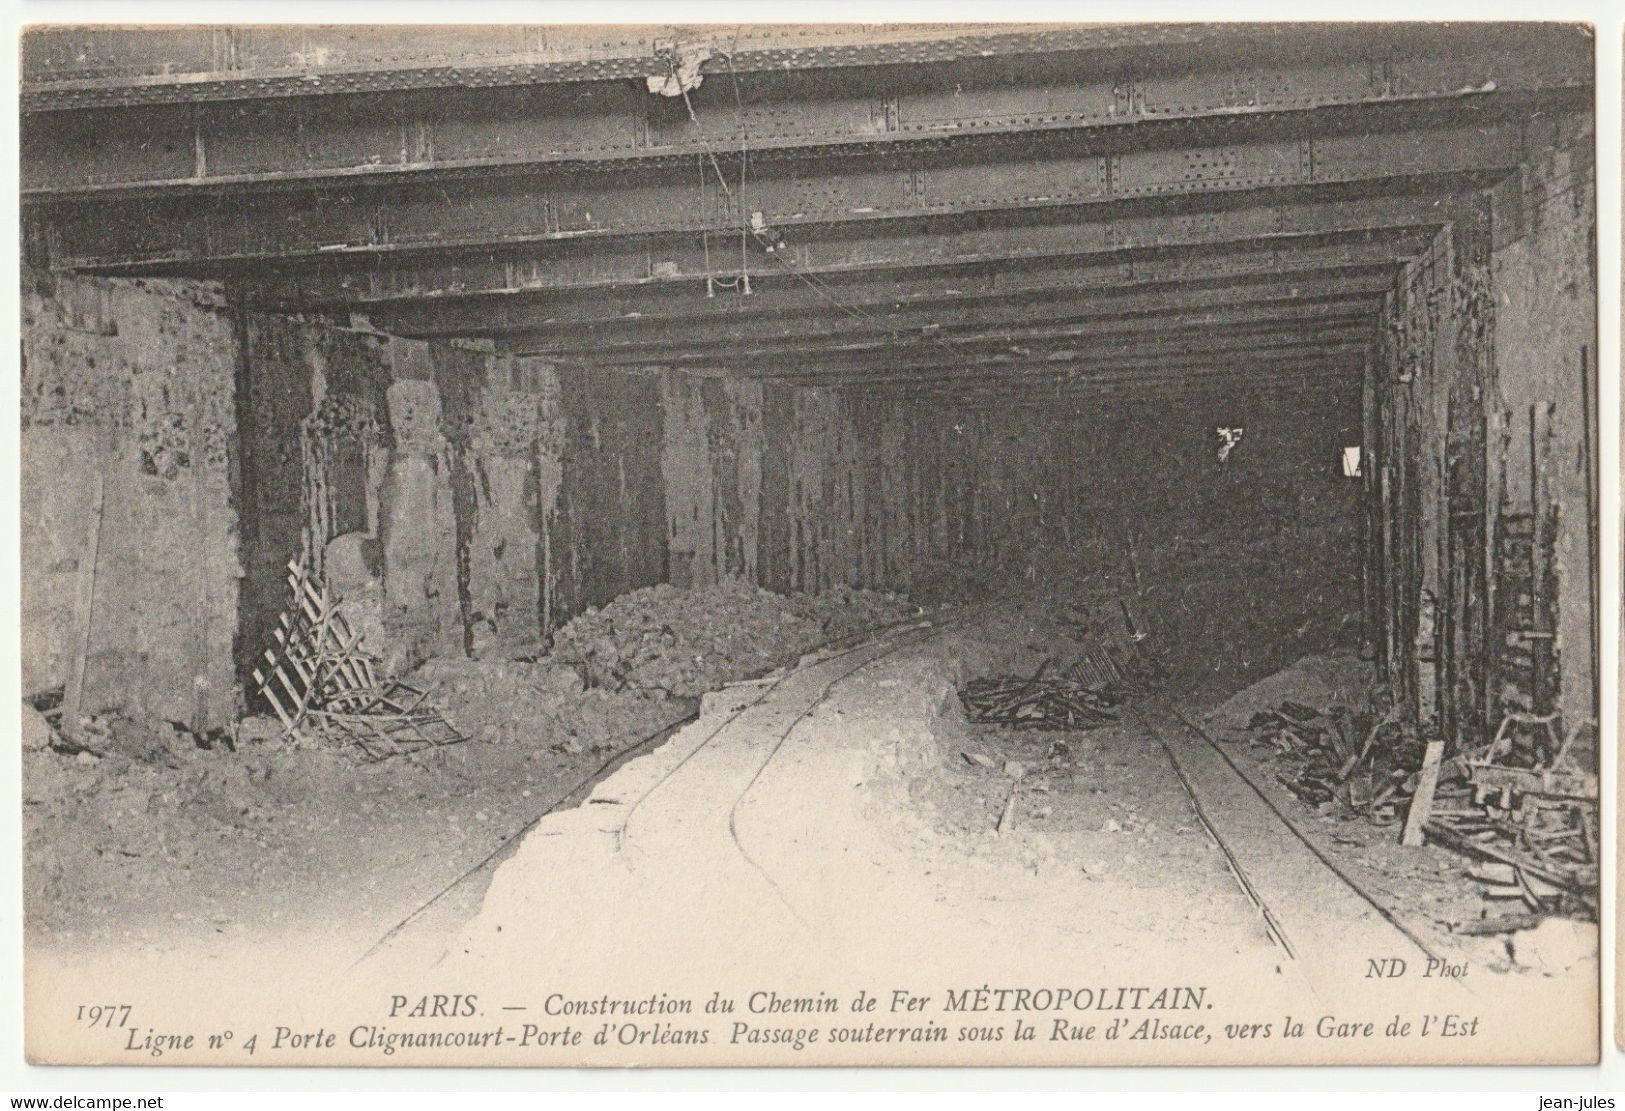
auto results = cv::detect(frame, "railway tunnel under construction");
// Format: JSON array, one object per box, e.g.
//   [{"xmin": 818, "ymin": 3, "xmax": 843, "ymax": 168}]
[{"xmin": 18, "ymin": 22, "xmax": 1602, "ymax": 1066}]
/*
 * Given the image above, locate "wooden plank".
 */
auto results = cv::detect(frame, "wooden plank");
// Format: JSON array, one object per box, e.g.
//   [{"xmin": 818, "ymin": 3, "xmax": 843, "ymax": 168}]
[
  {"xmin": 61, "ymin": 450, "xmax": 108, "ymax": 744},
  {"xmin": 1402, "ymin": 739, "xmax": 1447, "ymax": 847}
]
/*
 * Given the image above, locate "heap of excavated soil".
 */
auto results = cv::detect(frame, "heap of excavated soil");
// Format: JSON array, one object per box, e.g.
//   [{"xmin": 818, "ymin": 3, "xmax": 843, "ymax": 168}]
[{"xmin": 550, "ymin": 579, "xmax": 912, "ymax": 697}]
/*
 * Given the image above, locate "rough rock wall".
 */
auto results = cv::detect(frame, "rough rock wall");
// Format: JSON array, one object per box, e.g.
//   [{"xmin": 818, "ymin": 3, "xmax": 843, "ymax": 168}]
[
  {"xmin": 785, "ymin": 387, "xmax": 871, "ymax": 592},
  {"xmin": 23, "ymin": 265, "xmax": 691, "ymax": 729},
  {"xmin": 377, "ymin": 375, "xmax": 462, "ymax": 665},
  {"xmin": 238, "ymin": 314, "xmax": 392, "ymax": 681},
  {"xmin": 1488, "ymin": 115, "xmax": 1598, "ymax": 731},
  {"xmin": 663, "ymin": 372, "xmax": 765, "ymax": 589},
  {"xmin": 1371, "ymin": 111, "xmax": 1597, "ymax": 743},
  {"xmin": 21, "ymin": 269, "xmax": 240, "ymax": 729},
  {"xmin": 547, "ymin": 367, "xmax": 669, "ymax": 626},
  {"xmin": 463, "ymin": 355, "xmax": 557, "ymax": 656},
  {"xmin": 321, "ymin": 351, "xmax": 667, "ymax": 659}
]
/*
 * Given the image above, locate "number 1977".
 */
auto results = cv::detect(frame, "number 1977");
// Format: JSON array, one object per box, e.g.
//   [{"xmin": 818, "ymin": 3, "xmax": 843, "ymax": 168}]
[{"xmin": 76, "ymin": 1004, "xmax": 132, "ymax": 1028}]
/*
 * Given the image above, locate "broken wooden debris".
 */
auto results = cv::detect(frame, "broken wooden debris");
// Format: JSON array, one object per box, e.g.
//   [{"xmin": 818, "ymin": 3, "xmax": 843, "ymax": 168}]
[
  {"xmin": 958, "ymin": 631, "xmax": 1163, "ymax": 731},
  {"xmin": 958, "ymin": 670, "xmax": 1120, "ymax": 730},
  {"xmin": 253, "ymin": 559, "xmax": 463, "ymax": 762},
  {"xmin": 1236, "ymin": 694, "xmax": 1598, "ymax": 933}
]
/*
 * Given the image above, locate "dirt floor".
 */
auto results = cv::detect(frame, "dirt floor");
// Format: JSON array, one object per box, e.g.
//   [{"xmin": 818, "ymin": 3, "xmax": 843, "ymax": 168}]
[
  {"xmin": 21, "ymin": 581, "xmax": 915, "ymax": 959},
  {"xmin": 22, "ymin": 516, "xmax": 1594, "ymax": 990}
]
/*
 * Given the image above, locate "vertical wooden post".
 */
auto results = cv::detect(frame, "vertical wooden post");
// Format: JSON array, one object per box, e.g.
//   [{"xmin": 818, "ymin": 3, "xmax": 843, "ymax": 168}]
[{"xmin": 62, "ymin": 445, "xmax": 109, "ymax": 744}]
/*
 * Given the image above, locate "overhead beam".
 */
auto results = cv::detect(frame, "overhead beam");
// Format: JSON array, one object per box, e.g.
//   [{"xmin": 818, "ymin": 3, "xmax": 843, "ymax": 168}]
[
  {"xmin": 722, "ymin": 330, "xmax": 1373, "ymax": 381},
  {"xmin": 639, "ymin": 323, "xmax": 1373, "ymax": 377},
  {"xmin": 20, "ymin": 41, "xmax": 1585, "ymax": 197},
  {"xmin": 20, "ymin": 25, "xmax": 1217, "ymax": 110},
  {"xmin": 518, "ymin": 297, "xmax": 1377, "ymax": 363},
  {"xmin": 35, "ymin": 120, "xmax": 1520, "ymax": 272},
  {"xmin": 856, "ymin": 358, "xmax": 1364, "ymax": 401},
  {"xmin": 373, "ymin": 248, "xmax": 1409, "ymax": 339},
  {"xmin": 231, "ymin": 192, "xmax": 1464, "ymax": 310},
  {"xmin": 493, "ymin": 270, "xmax": 1392, "ymax": 356}
]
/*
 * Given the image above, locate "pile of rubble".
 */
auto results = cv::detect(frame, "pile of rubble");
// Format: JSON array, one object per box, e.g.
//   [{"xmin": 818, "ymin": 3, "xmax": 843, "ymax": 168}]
[
  {"xmin": 414, "ymin": 656, "xmax": 678, "ymax": 756},
  {"xmin": 787, "ymin": 583, "xmax": 917, "ymax": 641},
  {"xmin": 956, "ymin": 588, "xmax": 1166, "ymax": 731},
  {"xmin": 959, "ymin": 669, "xmax": 1120, "ymax": 731},
  {"xmin": 551, "ymin": 579, "xmax": 913, "ymax": 698}
]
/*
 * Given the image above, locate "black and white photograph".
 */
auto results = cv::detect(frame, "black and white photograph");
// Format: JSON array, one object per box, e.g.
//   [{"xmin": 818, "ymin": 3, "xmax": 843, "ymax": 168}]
[{"xmin": 9, "ymin": 15, "xmax": 1607, "ymax": 1072}]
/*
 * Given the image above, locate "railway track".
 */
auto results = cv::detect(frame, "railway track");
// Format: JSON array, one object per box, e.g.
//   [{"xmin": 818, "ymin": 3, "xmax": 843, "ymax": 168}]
[
  {"xmin": 356, "ymin": 607, "xmax": 976, "ymax": 966},
  {"xmin": 614, "ymin": 611, "xmax": 983, "ymax": 915},
  {"xmin": 1136, "ymin": 699, "xmax": 1460, "ymax": 997}
]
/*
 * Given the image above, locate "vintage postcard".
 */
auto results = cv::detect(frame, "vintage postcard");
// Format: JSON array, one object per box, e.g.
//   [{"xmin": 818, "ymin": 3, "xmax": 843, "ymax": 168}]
[{"xmin": 15, "ymin": 19, "xmax": 1602, "ymax": 1067}]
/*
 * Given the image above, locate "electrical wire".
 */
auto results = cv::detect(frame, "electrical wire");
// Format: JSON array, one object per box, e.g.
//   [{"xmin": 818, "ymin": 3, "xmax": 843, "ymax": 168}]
[{"xmin": 666, "ymin": 43, "xmax": 972, "ymax": 366}]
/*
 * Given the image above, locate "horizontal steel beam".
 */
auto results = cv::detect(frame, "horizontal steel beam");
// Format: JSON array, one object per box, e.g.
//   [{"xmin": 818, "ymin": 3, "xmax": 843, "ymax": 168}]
[
  {"xmin": 652, "ymin": 323, "xmax": 1373, "ymax": 378},
  {"xmin": 868, "ymin": 381, "xmax": 1359, "ymax": 410},
  {"xmin": 21, "ymin": 42, "xmax": 1585, "ymax": 197},
  {"xmin": 865, "ymin": 377, "xmax": 1358, "ymax": 405},
  {"xmin": 495, "ymin": 271, "xmax": 1392, "ymax": 358},
  {"xmin": 523, "ymin": 298, "xmax": 1378, "ymax": 363},
  {"xmin": 232, "ymin": 192, "xmax": 1463, "ymax": 310},
  {"xmin": 854, "ymin": 358, "xmax": 1364, "ymax": 399},
  {"xmin": 36, "ymin": 120, "xmax": 1520, "ymax": 272},
  {"xmin": 21, "ymin": 25, "xmax": 1217, "ymax": 110},
  {"xmin": 728, "ymin": 331, "xmax": 1373, "ymax": 381},
  {"xmin": 374, "ymin": 247, "xmax": 1410, "ymax": 339}
]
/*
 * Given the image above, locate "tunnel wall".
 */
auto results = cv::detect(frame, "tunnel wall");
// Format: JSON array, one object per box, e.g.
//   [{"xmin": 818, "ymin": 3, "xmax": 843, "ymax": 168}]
[
  {"xmin": 258, "ymin": 342, "xmax": 670, "ymax": 667},
  {"xmin": 1371, "ymin": 111, "xmax": 1596, "ymax": 746},
  {"xmin": 662, "ymin": 369, "xmax": 1362, "ymax": 613},
  {"xmin": 1489, "ymin": 115, "xmax": 1598, "ymax": 736},
  {"xmin": 21, "ymin": 270, "xmax": 241, "ymax": 730},
  {"xmin": 22, "ymin": 267, "xmax": 680, "ymax": 727}
]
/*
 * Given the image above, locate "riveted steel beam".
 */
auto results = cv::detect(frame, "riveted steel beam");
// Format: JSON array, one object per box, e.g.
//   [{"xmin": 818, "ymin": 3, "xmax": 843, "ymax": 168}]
[
  {"xmin": 227, "ymin": 192, "xmax": 1460, "ymax": 310},
  {"xmin": 21, "ymin": 23, "xmax": 1588, "ymax": 114},
  {"xmin": 850, "ymin": 355, "xmax": 1363, "ymax": 398},
  {"xmin": 712, "ymin": 328, "xmax": 1372, "ymax": 381},
  {"xmin": 863, "ymin": 373, "xmax": 1359, "ymax": 405},
  {"xmin": 35, "ymin": 121, "xmax": 1518, "ymax": 272},
  {"xmin": 492, "ymin": 271, "xmax": 1390, "ymax": 358},
  {"xmin": 603, "ymin": 321, "xmax": 1372, "ymax": 374},
  {"xmin": 515, "ymin": 297, "xmax": 1377, "ymax": 363},
  {"xmin": 370, "ymin": 245, "xmax": 1410, "ymax": 339},
  {"xmin": 792, "ymin": 362, "xmax": 1365, "ymax": 399},
  {"xmin": 21, "ymin": 25, "xmax": 1214, "ymax": 110},
  {"xmin": 20, "ymin": 41, "xmax": 1585, "ymax": 197}
]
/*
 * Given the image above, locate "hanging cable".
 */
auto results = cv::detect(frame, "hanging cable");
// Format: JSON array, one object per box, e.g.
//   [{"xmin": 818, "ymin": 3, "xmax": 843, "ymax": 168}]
[
  {"xmin": 663, "ymin": 43, "xmax": 974, "ymax": 368},
  {"xmin": 698, "ymin": 154, "xmax": 715, "ymax": 298}
]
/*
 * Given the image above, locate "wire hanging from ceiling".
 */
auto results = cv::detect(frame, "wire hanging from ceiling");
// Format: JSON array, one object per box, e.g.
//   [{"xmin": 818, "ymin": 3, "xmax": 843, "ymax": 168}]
[{"xmin": 662, "ymin": 43, "xmax": 1004, "ymax": 375}]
